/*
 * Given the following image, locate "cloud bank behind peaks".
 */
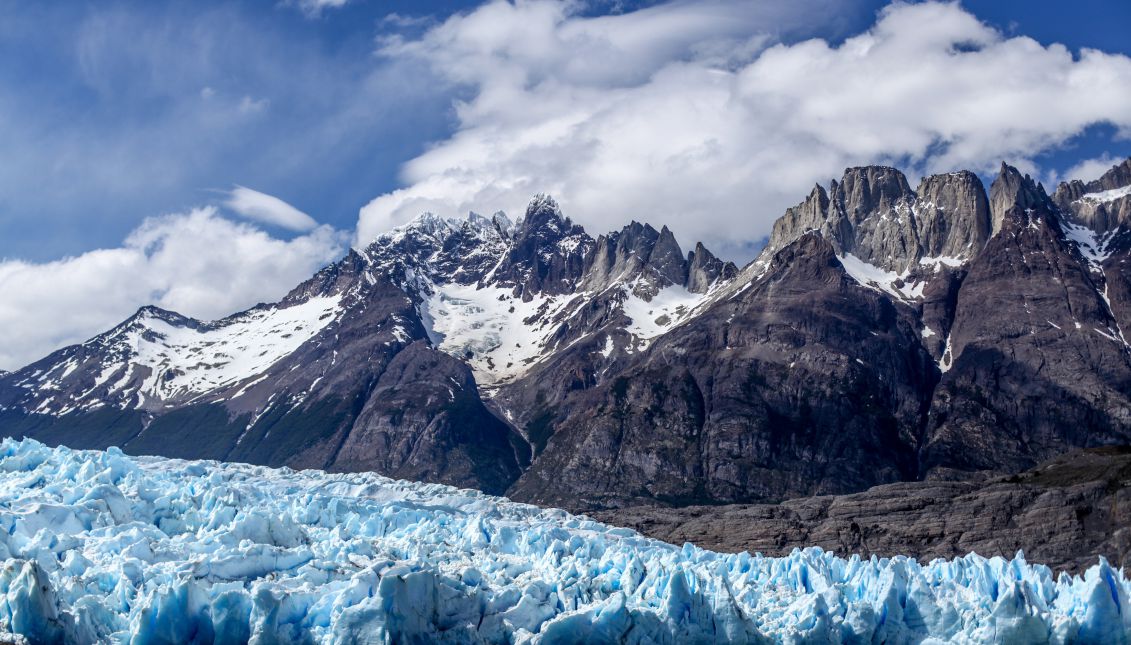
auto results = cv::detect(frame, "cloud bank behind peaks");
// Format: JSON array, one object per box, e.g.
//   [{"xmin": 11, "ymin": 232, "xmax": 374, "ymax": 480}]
[{"xmin": 357, "ymin": 0, "xmax": 1131, "ymax": 259}]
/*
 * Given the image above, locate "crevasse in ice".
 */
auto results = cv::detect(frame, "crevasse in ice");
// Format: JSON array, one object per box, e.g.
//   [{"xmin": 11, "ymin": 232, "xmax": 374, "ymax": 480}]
[{"xmin": 0, "ymin": 438, "xmax": 1128, "ymax": 644}]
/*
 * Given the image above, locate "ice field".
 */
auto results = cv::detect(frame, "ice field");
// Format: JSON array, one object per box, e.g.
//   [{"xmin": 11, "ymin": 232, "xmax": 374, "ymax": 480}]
[{"xmin": 0, "ymin": 438, "xmax": 1128, "ymax": 643}]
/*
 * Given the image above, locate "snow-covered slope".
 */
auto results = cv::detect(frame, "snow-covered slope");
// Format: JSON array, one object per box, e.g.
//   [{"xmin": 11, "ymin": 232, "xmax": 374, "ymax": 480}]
[
  {"xmin": 4, "ymin": 296, "xmax": 344, "ymax": 415},
  {"xmin": 422, "ymin": 282, "xmax": 584, "ymax": 386},
  {"xmin": 1, "ymin": 439, "xmax": 1129, "ymax": 644},
  {"xmin": 116, "ymin": 296, "xmax": 343, "ymax": 400},
  {"xmin": 620, "ymin": 283, "xmax": 710, "ymax": 349}
]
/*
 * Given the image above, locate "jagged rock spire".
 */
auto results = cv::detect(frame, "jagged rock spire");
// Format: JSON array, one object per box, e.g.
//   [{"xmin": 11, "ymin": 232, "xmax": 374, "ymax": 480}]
[
  {"xmin": 495, "ymin": 194, "xmax": 594, "ymax": 300},
  {"xmin": 989, "ymin": 162, "xmax": 1052, "ymax": 233}
]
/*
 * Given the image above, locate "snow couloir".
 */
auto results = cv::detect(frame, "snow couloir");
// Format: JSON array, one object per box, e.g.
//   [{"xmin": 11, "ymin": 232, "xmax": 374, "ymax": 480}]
[{"xmin": 0, "ymin": 439, "xmax": 1128, "ymax": 643}]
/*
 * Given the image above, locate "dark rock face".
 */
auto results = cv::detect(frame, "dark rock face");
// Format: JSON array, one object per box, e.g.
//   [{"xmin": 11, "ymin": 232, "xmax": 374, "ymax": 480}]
[
  {"xmin": 493, "ymin": 195, "xmax": 595, "ymax": 300},
  {"xmin": 508, "ymin": 233, "xmax": 936, "ymax": 509},
  {"xmin": 594, "ymin": 447, "xmax": 1131, "ymax": 574},
  {"xmin": 922, "ymin": 167, "xmax": 1131, "ymax": 477},
  {"xmin": 323, "ymin": 342, "xmax": 525, "ymax": 494},
  {"xmin": 504, "ymin": 159, "xmax": 1131, "ymax": 512}
]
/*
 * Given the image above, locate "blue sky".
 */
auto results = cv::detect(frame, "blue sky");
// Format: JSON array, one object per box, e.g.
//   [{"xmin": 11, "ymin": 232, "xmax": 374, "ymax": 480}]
[
  {"xmin": 1, "ymin": 0, "xmax": 1130, "ymax": 368},
  {"xmin": 2, "ymin": 0, "xmax": 1128, "ymax": 260}
]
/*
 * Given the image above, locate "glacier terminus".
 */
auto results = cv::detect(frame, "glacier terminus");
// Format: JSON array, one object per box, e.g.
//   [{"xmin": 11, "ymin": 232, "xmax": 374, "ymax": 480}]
[{"xmin": 0, "ymin": 439, "xmax": 1128, "ymax": 644}]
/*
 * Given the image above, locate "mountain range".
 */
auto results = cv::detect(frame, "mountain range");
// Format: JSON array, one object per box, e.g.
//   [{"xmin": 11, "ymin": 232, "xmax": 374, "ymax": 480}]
[{"xmin": 3, "ymin": 157, "xmax": 1131, "ymax": 567}]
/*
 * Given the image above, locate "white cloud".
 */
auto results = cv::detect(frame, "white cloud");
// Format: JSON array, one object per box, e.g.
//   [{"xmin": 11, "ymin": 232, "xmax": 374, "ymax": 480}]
[
  {"xmin": 359, "ymin": 0, "xmax": 1131, "ymax": 259},
  {"xmin": 226, "ymin": 185, "xmax": 319, "ymax": 231},
  {"xmin": 288, "ymin": 0, "xmax": 350, "ymax": 18},
  {"xmin": 0, "ymin": 209, "xmax": 345, "ymax": 369},
  {"xmin": 1061, "ymin": 154, "xmax": 1122, "ymax": 186}
]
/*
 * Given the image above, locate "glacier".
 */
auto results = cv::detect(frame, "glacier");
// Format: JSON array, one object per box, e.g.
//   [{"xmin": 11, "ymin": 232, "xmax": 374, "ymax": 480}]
[{"xmin": 0, "ymin": 439, "xmax": 1128, "ymax": 644}]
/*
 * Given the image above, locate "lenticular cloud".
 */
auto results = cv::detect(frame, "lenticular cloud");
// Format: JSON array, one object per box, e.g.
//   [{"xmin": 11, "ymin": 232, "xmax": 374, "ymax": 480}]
[{"xmin": 0, "ymin": 439, "xmax": 1128, "ymax": 643}]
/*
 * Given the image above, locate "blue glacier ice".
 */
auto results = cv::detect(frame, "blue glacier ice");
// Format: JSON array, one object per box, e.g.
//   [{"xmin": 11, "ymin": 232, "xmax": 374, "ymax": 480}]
[{"xmin": 0, "ymin": 438, "xmax": 1128, "ymax": 644}]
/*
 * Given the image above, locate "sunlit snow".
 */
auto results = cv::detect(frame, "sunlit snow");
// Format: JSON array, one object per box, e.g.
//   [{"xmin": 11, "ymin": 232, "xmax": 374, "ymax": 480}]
[
  {"xmin": 1075, "ymin": 185, "xmax": 1131, "ymax": 205},
  {"xmin": 1061, "ymin": 220, "xmax": 1114, "ymax": 270},
  {"xmin": 421, "ymin": 283, "xmax": 578, "ymax": 386},
  {"xmin": 127, "ymin": 296, "xmax": 343, "ymax": 399},
  {"xmin": 838, "ymin": 254, "xmax": 925, "ymax": 301},
  {"xmin": 919, "ymin": 255, "xmax": 966, "ymax": 270},
  {"xmin": 621, "ymin": 284, "xmax": 706, "ymax": 349}
]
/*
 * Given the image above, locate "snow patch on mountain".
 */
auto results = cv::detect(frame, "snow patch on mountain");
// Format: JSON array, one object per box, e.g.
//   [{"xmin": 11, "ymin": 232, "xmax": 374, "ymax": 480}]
[
  {"xmin": 1061, "ymin": 220, "xmax": 1114, "ymax": 271},
  {"xmin": 919, "ymin": 255, "xmax": 966, "ymax": 270},
  {"xmin": 125, "ymin": 296, "xmax": 343, "ymax": 400},
  {"xmin": 621, "ymin": 284, "xmax": 707, "ymax": 349},
  {"xmin": 1076, "ymin": 184, "xmax": 1131, "ymax": 205},
  {"xmin": 12, "ymin": 296, "xmax": 343, "ymax": 415},
  {"xmin": 838, "ymin": 254, "xmax": 925, "ymax": 301},
  {"xmin": 422, "ymin": 283, "xmax": 580, "ymax": 386},
  {"xmin": 1, "ymin": 439, "xmax": 1129, "ymax": 644}
]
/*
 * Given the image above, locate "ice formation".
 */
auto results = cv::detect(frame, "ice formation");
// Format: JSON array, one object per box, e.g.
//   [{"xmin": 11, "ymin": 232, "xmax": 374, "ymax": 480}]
[{"xmin": 0, "ymin": 439, "xmax": 1128, "ymax": 644}]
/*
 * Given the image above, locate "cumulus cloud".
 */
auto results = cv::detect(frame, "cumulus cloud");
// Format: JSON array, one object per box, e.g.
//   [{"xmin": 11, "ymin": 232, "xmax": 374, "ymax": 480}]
[
  {"xmin": 226, "ymin": 185, "xmax": 319, "ymax": 232},
  {"xmin": 0, "ymin": 210, "xmax": 345, "ymax": 369},
  {"xmin": 358, "ymin": 0, "xmax": 1131, "ymax": 258}
]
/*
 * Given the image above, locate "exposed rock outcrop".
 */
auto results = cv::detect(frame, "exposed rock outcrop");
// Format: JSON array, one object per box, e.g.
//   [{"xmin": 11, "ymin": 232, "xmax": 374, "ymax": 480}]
[
  {"xmin": 768, "ymin": 167, "xmax": 990, "ymax": 274},
  {"xmin": 595, "ymin": 447, "xmax": 1131, "ymax": 574}
]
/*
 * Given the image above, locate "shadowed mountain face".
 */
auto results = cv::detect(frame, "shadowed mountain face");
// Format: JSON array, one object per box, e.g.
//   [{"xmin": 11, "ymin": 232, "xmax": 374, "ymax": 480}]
[{"xmin": 3, "ymin": 162, "xmax": 1131, "ymax": 524}]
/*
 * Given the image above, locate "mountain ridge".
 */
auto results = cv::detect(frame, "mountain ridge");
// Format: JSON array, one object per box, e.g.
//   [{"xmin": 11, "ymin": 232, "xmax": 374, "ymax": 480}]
[{"xmin": 3, "ymin": 158, "xmax": 1131, "ymax": 518}]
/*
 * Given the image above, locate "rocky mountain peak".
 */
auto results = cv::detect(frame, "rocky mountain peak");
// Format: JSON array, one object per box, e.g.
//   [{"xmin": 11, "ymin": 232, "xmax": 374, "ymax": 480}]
[
  {"xmin": 990, "ymin": 162, "xmax": 1051, "ymax": 233},
  {"xmin": 516, "ymin": 194, "xmax": 567, "ymax": 236},
  {"xmin": 495, "ymin": 195, "xmax": 594, "ymax": 300},
  {"xmin": 133, "ymin": 304, "xmax": 192, "ymax": 323},
  {"xmin": 1084, "ymin": 158, "xmax": 1131, "ymax": 193},
  {"xmin": 583, "ymin": 221, "xmax": 670, "ymax": 297},
  {"xmin": 837, "ymin": 165, "xmax": 915, "ymax": 223},
  {"xmin": 580, "ymin": 220, "xmax": 731, "ymax": 299},
  {"xmin": 1053, "ymin": 158, "xmax": 1131, "ymax": 234},
  {"xmin": 114, "ymin": 305, "xmax": 203, "ymax": 337},
  {"xmin": 768, "ymin": 184, "xmax": 830, "ymax": 252},
  {"xmin": 356, "ymin": 213, "xmax": 492, "ymax": 295},
  {"xmin": 466, "ymin": 211, "xmax": 493, "ymax": 231},
  {"xmin": 686, "ymin": 242, "xmax": 736, "ymax": 293},
  {"xmin": 491, "ymin": 211, "xmax": 515, "ymax": 237},
  {"xmin": 647, "ymin": 225, "xmax": 689, "ymax": 288},
  {"xmin": 915, "ymin": 171, "xmax": 991, "ymax": 259},
  {"xmin": 767, "ymin": 165, "xmax": 987, "ymax": 274}
]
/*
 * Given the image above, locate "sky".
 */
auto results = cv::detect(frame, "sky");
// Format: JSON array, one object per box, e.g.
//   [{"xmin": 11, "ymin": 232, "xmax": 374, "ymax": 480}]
[{"xmin": 1, "ymin": 0, "xmax": 1131, "ymax": 369}]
